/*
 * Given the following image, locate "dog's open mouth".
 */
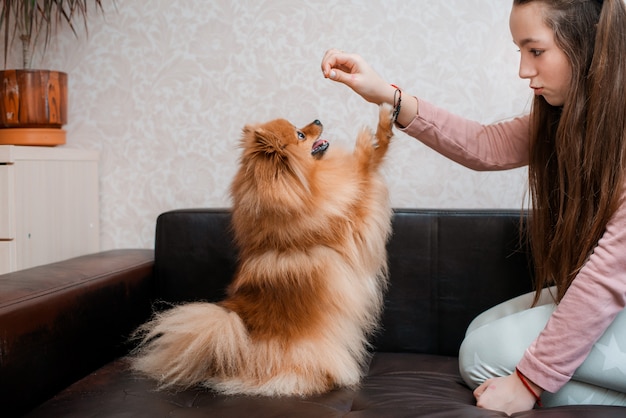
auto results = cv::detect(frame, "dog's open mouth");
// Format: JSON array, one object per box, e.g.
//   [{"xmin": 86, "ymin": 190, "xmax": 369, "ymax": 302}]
[{"xmin": 311, "ymin": 139, "xmax": 329, "ymax": 157}]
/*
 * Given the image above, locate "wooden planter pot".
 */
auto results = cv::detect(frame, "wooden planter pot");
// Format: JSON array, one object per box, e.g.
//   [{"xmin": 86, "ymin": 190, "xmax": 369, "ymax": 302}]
[{"xmin": 0, "ymin": 70, "xmax": 68, "ymax": 146}]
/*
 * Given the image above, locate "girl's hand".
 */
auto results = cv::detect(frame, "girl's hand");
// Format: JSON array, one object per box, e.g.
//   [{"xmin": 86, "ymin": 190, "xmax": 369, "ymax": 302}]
[
  {"xmin": 321, "ymin": 49, "xmax": 395, "ymax": 106},
  {"xmin": 473, "ymin": 373, "xmax": 541, "ymax": 415}
]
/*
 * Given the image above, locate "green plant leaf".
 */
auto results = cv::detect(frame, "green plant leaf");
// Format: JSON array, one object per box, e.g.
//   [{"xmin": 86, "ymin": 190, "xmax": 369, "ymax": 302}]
[{"xmin": 1, "ymin": 0, "xmax": 107, "ymax": 69}]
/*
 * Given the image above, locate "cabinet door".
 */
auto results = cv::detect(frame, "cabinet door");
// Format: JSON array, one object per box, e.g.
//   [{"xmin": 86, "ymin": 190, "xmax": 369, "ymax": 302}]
[
  {"xmin": 0, "ymin": 164, "xmax": 15, "ymax": 239},
  {"xmin": 14, "ymin": 159, "xmax": 99, "ymax": 270},
  {"xmin": 0, "ymin": 241, "xmax": 16, "ymax": 275}
]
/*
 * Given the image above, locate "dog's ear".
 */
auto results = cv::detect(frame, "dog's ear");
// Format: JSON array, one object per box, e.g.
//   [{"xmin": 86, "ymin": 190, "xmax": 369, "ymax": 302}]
[
  {"xmin": 255, "ymin": 127, "xmax": 285, "ymax": 154},
  {"xmin": 241, "ymin": 124, "xmax": 280, "ymax": 155},
  {"xmin": 252, "ymin": 119, "xmax": 298, "ymax": 155}
]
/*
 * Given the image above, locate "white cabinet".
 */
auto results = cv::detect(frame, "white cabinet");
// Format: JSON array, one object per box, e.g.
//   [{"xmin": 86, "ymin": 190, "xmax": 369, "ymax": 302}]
[{"xmin": 0, "ymin": 145, "xmax": 99, "ymax": 274}]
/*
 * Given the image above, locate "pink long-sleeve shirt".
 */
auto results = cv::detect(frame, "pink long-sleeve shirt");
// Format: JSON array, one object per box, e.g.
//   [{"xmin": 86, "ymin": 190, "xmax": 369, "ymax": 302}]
[{"xmin": 400, "ymin": 99, "xmax": 626, "ymax": 393}]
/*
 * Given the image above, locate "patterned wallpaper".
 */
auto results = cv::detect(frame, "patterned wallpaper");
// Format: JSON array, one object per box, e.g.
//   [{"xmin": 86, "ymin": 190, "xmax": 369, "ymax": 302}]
[{"xmin": 6, "ymin": 0, "xmax": 532, "ymax": 250}]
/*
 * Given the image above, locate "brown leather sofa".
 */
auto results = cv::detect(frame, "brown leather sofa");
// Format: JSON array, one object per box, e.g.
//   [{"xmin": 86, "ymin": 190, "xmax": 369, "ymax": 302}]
[{"xmin": 2, "ymin": 208, "xmax": 624, "ymax": 417}]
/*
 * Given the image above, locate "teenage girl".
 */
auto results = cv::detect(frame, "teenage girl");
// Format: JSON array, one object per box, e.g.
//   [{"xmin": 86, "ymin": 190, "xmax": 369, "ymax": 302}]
[{"xmin": 321, "ymin": 0, "xmax": 626, "ymax": 414}]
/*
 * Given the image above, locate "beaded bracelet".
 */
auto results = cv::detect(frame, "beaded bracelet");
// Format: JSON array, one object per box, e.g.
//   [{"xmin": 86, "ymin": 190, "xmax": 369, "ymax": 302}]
[
  {"xmin": 516, "ymin": 368, "xmax": 543, "ymax": 407},
  {"xmin": 391, "ymin": 84, "xmax": 402, "ymax": 123}
]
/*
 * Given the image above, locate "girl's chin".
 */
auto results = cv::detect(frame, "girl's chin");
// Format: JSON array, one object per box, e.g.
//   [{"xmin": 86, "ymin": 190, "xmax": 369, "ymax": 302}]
[{"xmin": 541, "ymin": 94, "xmax": 565, "ymax": 107}]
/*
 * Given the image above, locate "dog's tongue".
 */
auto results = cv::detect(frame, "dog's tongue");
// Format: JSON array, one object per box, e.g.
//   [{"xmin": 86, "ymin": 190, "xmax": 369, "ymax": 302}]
[{"xmin": 311, "ymin": 139, "xmax": 329, "ymax": 156}]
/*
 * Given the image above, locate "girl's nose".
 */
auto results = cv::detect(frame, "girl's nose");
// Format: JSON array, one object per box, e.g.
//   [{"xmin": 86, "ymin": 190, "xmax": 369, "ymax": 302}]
[{"xmin": 518, "ymin": 57, "xmax": 536, "ymax": 79}]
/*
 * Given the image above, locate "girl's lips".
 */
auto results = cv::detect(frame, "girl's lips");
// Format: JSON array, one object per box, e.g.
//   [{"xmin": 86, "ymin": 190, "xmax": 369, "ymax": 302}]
[{"xmin": 532, "ymin": 87, "xmax": 544, "ymax": 95}]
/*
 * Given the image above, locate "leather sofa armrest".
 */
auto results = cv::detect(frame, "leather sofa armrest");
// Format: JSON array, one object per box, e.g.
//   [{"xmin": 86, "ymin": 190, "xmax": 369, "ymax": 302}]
[{"xmin": 0, "ymin": 249, "xmax": 154, "ymax": 417}]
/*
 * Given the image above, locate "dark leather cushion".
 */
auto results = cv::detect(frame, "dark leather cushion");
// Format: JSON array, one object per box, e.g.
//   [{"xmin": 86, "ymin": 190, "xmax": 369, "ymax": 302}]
[
  {"xmin": 25, "ymin": 354, "xmax": 481, "ymax": 418},
  {"xmin": 26, "ymin": 353, "xmax": 626, "ymax": 418},
  {"xmin": 153, "ymin": 209, "xmax": 534, "ymax": 356}
]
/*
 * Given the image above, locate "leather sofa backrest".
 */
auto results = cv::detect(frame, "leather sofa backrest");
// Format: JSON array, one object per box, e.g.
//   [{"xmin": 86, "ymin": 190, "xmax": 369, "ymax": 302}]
[{"xmin": 154, "ymin": 208, "xmax": 533, "ymax": 357}]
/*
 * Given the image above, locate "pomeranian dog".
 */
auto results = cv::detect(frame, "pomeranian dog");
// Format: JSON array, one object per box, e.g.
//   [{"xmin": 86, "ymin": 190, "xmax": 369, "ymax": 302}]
[{"xmin": 130, "ymin": 105, "xmax": 394, "ymax": 397}]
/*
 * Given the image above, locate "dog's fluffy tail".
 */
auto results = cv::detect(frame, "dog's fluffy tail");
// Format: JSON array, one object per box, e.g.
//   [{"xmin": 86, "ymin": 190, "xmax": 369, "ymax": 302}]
[{"xmin": 130, "ymin": 302, "xmax": 249, "ymax": 390}]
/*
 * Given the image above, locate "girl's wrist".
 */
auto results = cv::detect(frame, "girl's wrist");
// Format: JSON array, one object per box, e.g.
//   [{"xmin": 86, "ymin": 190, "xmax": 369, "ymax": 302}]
[
  {"xmin": 375, "ymin": 83, "xmax": 397, "ymax": 106},
  {"xmin": 515, "ymin": 368, "xmax": 544, "ymax": 407},
  {"xmin": 387, "ymin": 84, "xmax": 419, "ymax": 128}
]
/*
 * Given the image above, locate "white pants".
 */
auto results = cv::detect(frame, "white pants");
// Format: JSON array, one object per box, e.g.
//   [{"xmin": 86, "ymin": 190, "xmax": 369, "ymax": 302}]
[{"xmin": 459, "ymin": 287, "xmax": 626, "ymax": 407}]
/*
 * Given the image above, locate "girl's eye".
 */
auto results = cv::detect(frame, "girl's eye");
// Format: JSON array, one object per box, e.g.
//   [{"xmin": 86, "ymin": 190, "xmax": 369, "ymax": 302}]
[
  {"xmin": 530, "ymin": 49, "xmax": 544, "ymax": 57},
  {"xmin": 297, "ymin": 132, "xmax": 306, "ymax": 140}
]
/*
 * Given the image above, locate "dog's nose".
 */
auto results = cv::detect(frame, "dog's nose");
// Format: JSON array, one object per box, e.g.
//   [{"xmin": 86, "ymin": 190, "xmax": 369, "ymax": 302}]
[{"xmin": 313, "ymin": 120, "xmax": 322, "ymax": 126}]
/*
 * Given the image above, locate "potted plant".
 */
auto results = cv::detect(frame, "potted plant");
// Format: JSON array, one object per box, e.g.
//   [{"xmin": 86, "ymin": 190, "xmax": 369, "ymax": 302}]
[{"xmin": 0, "ymin": 0, "xmax": 105, "ymax": 146}]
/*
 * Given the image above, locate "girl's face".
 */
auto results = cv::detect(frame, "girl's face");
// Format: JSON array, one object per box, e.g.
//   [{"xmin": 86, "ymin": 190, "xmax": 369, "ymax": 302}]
[{"xmin": 509, "ymin": 2, "xmax": 572, "ymax": 106}]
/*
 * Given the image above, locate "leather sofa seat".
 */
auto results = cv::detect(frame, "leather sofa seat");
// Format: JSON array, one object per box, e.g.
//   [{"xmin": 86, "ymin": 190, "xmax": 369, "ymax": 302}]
[{"xmin": 2, "ymin": 209, "xmax": 624, "ymax": 417}]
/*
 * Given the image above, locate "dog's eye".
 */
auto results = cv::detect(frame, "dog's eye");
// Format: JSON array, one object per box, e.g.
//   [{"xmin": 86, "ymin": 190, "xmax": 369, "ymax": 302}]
[{"xmin": 297, "ymin": 131, "xmax": 306, "ymax": 141}]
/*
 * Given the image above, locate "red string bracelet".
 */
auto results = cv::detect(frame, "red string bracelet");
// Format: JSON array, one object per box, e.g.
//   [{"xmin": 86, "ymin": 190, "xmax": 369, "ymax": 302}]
[
  {"xmin": 390, "ymin": 84, "xmax": 402, "ymax": 123},
  {"xmin": 516, "ymin": 368, "xmax": 543, "ymax": 407}
]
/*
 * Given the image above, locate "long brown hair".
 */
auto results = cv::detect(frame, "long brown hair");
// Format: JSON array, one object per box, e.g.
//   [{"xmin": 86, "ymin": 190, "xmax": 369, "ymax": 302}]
[{"xmin": 513, "ymin": 0, "xmax": 626, "ymax": 304}]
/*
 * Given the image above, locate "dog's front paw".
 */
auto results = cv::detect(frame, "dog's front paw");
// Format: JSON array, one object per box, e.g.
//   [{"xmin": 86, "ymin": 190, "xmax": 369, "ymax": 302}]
[
  {"xmin": 376, "ymin": 104, "xmax": 394, "ymax": 148},
  {"xmin": 353, "ymin": 105, "xmax": 393, "ymax": 170}
]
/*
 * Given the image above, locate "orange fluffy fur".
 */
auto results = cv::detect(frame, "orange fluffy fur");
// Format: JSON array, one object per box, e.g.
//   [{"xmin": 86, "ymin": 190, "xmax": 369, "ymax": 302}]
[{"xmin": 130, "ymin": 105, "xmax": 394, "ymax": 396}]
